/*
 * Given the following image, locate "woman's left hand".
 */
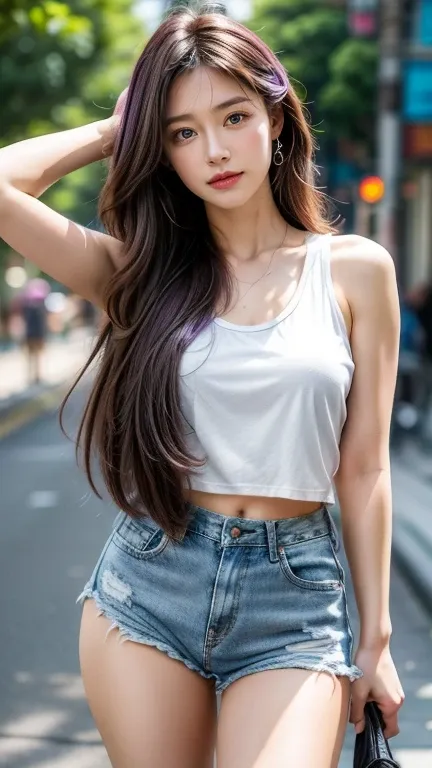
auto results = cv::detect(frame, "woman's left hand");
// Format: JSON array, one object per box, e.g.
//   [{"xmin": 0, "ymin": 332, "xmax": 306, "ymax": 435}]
[{"xmin": 350, "ymin": 644, "xmax": 405, "ymax": 739}]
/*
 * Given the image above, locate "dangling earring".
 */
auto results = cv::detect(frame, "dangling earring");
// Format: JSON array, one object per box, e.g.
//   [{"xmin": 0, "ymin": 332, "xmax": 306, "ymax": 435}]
[{"xmin": 273, "ymin": 137, "xmax": 284, "ymax": 166}]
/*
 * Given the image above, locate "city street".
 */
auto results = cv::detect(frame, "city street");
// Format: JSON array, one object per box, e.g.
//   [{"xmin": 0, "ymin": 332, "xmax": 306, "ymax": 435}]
[{"xmin": 0, "ymin": 386, "xmax": 431, "ymax": 767}]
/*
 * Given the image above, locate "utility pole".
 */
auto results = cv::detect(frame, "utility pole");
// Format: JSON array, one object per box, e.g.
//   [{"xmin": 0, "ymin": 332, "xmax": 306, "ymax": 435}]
[{"xmin": 375, "ymin": 0, "xmax": 403, "ymax": 266}]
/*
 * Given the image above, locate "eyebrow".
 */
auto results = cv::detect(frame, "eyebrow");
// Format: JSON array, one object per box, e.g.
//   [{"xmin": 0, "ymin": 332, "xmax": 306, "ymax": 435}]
[{"xmin": 164, "ymin": 96, "xmax": 252, "ymax": 128}]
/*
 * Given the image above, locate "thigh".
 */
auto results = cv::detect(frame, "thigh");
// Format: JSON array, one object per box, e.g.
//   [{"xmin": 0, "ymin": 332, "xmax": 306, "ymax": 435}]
[
  {"xmin": 216, "ymin": 667, "xmax": 350, "ymax": 768},
  {"xmin": 80, "ymin": 600, "xmax": 217, "ymax": 768}
]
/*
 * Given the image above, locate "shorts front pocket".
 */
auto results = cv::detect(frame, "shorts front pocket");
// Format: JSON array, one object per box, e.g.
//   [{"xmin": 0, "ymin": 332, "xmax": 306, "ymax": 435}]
[
  {"xmin": 113, "ymin": 515, "xmax": 169, "ymax": 560},
  {"xmin": 278, "ymin": 533, "xmax": 343, "ymax": 591}
]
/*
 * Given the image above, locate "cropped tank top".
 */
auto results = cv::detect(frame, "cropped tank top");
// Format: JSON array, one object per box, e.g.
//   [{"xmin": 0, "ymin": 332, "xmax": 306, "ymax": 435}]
[{"xmin": 178, "ymin": 233, "xmax": 355, "ymax": 505}]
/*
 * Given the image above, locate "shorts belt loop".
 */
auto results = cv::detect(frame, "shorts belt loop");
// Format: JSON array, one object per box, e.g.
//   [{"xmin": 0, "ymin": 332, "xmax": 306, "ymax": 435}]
[
  {"xmin": 326, "ymin": 507, "xmax": 341, "ymax": 552},
  {"xmin": 265, "ymin": 521, "xmax": 279, "ymax": 563}
]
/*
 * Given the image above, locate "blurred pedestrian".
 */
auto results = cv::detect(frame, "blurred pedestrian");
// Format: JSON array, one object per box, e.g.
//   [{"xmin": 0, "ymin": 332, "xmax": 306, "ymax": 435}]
[
  {"xmin": 15, "ymin": 278, "xmax": 50, "ymax": 385},
  {"xmin": 391, "ymin": 295, "xmax": 424, "ymax": 444},
  {"xmin": 399, "ymin": 296, "xmax": 424, "ymax": 399},
  {"xmin": 0, "ymin": 4, "xmax": 404, "ymax": 765},
  {"xmin": 416, "ymin": 282, "xmax": 432, "ymax": 359},
  {"xmin": 80, "ymin": 298, "xmax": 98, "ymax": 330},
  {"xmin": 407, "ymin": 282, "xmax": 432, "ymax": 360},
  {"xmin": 418, "ymin": 283, "xmax": 432, "ymax": 405},
  {"xmin": 22, "ymin": 297, "xmax": 47, "ymax": 384},
  {"xmin": 407, "ymin": 282, "xmax": 432, "ymax": 441}
]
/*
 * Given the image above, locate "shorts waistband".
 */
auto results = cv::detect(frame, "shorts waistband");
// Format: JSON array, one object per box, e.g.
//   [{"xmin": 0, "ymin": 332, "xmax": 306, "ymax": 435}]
[{"xmin": 181, "ymin": 502, "xmax": 339, "ymax": 562}]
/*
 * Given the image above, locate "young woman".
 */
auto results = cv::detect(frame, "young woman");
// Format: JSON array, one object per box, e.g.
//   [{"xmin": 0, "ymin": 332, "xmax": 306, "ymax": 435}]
[{"xmin": 0, "ymin": 4, "xmax": 404, "ymax": 766}]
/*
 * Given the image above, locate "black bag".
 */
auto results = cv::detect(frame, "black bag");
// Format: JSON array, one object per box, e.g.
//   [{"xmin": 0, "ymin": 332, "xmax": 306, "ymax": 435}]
[{"xmin": 353, "ymin": 702, "xmax": 401, "ymax": 767}]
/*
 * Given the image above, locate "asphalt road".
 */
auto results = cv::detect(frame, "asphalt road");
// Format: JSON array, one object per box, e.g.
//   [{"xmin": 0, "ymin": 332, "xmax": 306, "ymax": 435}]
[{"xmin": 0, "ymin": 387, "xmax": 431, "ymax": 767}]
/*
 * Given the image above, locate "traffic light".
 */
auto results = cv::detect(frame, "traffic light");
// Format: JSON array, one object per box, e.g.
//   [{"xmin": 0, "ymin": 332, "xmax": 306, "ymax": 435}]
[{"xmin": 358, "ymin": 176, "xmax": 385, "ymax": 203}]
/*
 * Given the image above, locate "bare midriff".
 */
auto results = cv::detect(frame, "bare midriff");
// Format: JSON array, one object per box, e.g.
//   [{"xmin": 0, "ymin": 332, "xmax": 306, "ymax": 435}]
[{"xmin": 183, "ymin": 489, "xmax": 324, "ymax": 520}]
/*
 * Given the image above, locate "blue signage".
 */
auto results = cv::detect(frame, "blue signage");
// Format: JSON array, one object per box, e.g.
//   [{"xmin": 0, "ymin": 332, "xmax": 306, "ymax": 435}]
[
  {"xmin": 403, "ymin": 60, "xmax": 432, "ymax": 122},
  {"xmin": 418, "ymin": 0, "xmax": 432, "ymax": 45}
]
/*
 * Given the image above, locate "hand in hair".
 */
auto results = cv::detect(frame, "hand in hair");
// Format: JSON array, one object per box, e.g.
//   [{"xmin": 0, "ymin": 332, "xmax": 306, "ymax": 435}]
[
  {"xmin": 114, "ymin": 86, "xmax": 129, "ymax": 118},
  {"xmin": 101, "ymin": 86, "xmax": 129, "ymax": 157}
]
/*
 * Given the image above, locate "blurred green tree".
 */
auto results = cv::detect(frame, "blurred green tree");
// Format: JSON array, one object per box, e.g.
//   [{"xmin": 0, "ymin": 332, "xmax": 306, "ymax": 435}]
[
  {"xmin": 0, "ymin": 0, "xmax": 145, "ymax": 142},
  {"xmin": 0, "ymin": 0, "xmax": 147, "ymax": 288},
  {"xmin": 249, "ymin": 0, "xmax": 378, "ymax": 146}
]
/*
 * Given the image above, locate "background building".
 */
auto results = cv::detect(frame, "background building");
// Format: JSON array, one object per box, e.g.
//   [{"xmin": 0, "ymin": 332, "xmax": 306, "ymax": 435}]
[{"xmin": 401, "ymin": 0, "xmax": 432, "ymax": 290}]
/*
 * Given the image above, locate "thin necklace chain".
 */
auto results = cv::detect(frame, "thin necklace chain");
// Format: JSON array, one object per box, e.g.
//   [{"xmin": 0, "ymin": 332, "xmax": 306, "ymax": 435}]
[{"xmin": 233, "ymin": 224, "xmax": 288, "ymax": 309}]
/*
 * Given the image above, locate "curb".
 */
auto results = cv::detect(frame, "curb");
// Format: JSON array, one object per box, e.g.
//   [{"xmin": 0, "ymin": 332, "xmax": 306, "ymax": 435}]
[
  {"xmin": 0, "ymin": 381, "xmax": 72, "ymax": 440},
  {"xmin": 390, "ymin": 457, "xmax": 432, "ymax": 616},
  {"xmin": 0, "ymin": 381, "xmax": 63, "ymax": 418},
  {"xmin": 0, "ymin": 329, "xmax": 95, "ymax": 440}
]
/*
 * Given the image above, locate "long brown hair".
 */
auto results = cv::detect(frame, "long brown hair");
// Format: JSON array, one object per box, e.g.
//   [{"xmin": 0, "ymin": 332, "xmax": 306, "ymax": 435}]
[{"xmin": 63, "ymin": 3, "xmax": 335, "ymax": 538}]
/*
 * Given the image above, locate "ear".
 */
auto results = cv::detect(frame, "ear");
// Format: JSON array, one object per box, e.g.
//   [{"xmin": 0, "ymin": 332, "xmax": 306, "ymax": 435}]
[{"xmin": 270, "ymin": 103, "xmax": 284, "ymax": 141}]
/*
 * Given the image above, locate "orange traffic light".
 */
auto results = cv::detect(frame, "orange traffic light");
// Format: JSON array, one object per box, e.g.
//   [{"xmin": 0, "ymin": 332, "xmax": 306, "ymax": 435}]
[{"xmin": 359, "ymin": 176, "xmax": 385, "ymax": 203}]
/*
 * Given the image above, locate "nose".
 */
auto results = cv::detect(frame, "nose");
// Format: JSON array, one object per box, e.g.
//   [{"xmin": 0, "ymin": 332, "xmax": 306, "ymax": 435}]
[{"xmin": 205, "ymin": 132, "xmax": 230, "ymax": 165}]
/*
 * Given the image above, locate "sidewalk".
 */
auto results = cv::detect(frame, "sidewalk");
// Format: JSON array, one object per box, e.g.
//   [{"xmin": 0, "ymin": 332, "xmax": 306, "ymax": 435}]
[
  {"xmin": 391, "ymin": 446, "xmax": 432, "ymax": 614},
  {"xmin": 392, "ymin": 438, "xmax": 432, "ymax": 484},
  {"xmin": 0, "ymin": 328, "xmax": 97, "ymax": 440},
  {"xmin": 0, "ymin": 328, "xmax": 96, "ymax": 414}
]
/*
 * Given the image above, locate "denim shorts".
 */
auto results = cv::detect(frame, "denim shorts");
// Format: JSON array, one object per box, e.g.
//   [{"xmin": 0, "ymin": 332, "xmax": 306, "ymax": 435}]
[{"xmin": 78, "ymin": 503, "xmax": 363, "ymax": 694}]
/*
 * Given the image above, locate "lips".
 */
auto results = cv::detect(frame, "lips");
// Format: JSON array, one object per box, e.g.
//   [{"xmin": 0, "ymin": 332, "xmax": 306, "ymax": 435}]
[
  {"xmin": 208, "ymin": 171, "xmax": 241, "ymax": 184},
  {"xmin": 208, "ymin": 172, "xmax": 243, "ymax": 189}
]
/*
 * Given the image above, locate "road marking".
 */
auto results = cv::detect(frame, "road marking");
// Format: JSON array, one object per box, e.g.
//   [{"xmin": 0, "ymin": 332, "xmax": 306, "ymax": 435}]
[
  {"xmin": 67, "ymin": 565, "xmax": 87, "ymax": 579},
  {"xmin": 394, "ymin": 750, "xmax": 432, "ymax": 767},
  {"xmin": 27, "ymin": 491, "xmax": 59, "ymax": 509},
  {"xmin": 417, "ymin": 682, "xmax": 432, "ymax": 699},
  {"xmin": 0, "ymin": 386, "xmax": 68, "ymax": 441}
]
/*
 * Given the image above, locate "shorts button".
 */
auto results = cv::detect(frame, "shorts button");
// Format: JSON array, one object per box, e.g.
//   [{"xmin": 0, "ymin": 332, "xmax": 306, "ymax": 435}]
[{"xmin": 230, "ymin": 526, "xmax": 241, "ymax": 538}]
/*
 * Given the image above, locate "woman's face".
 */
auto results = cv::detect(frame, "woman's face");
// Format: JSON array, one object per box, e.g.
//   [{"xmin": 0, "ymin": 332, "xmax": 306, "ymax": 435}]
[{"xmin": 163, "ymin": 67, "xmax": 282, "ymax": 210}]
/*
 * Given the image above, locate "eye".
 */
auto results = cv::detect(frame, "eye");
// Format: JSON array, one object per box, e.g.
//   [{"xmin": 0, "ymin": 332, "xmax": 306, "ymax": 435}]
[
  {"xmin": 226, "ymin": 112, "xmax": 249, "ymax": 126},
  {"xmin": 172, "ymin": 127, "xmax": 196, "ymax": 143}
]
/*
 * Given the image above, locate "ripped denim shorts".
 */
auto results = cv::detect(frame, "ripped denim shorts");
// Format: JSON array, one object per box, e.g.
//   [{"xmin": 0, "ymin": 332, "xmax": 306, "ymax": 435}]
[{"xmin": 78, "ymin": 502, "xmax": 363, "ymax": 694}]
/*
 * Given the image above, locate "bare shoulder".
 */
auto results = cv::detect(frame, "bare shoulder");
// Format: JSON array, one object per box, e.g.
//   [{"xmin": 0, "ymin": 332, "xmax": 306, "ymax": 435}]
[
  {"xmin": 328, "ymin": 234, "xmax": 397, "ymax": 315},
  {"xmin": 329, "ymin": 233, "xmax": 395, "ymax": 273}
]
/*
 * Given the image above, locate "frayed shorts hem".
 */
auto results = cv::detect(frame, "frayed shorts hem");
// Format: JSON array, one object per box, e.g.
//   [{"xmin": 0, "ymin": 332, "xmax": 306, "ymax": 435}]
[
  {"xmin": 77, "ymin": 588, "xmax": 214, "ymax": 682},
  {"xmin": 77, "ymin": 589, "xmax": 362, "ymax": 695},
  {"xmin": 216, "ymin": 658, "xmax": 363, "ymax": 694}
]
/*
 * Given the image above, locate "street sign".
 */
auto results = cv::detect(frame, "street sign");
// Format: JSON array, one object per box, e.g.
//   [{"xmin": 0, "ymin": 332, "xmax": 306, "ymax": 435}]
[
  {"xmin": 347, "ymin": 0, "xmax": 378, "ymax": 36},
  {"xmin": 404, "ymin": 60, "xmax": 432, "ymax": 122},
  {"xmin": 419, "ymin": 0, "xmax": 432, "ymax": 45}
]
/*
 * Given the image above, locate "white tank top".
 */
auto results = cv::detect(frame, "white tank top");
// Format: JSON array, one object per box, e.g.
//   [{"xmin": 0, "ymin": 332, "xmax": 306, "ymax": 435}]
[{"xmin": 178, "ymin": 233, "xmax": 354, "ymax": 504}]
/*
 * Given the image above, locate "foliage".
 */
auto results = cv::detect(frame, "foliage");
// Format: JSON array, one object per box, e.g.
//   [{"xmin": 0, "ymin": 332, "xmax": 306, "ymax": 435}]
[
  {"xmin": 1, "ymin": 0, "xmax": 146, "ymax": 142},
  {"xmin": 249, "ymin": 0, "xmax": 378, "ymax": 146},
  {"xmin": 0, "ymin": 0, "xmax": 148, "ymax": 282},
  {"xmin": 320, "ymin": 37, "xmax": 378, "ymax": 142}
]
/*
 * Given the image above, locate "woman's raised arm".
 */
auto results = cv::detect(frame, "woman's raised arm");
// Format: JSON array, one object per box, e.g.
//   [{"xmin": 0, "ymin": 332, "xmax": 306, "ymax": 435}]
[{"xmin": 0, "ymin": 116, "xmax": 122, "ymax": 307}]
